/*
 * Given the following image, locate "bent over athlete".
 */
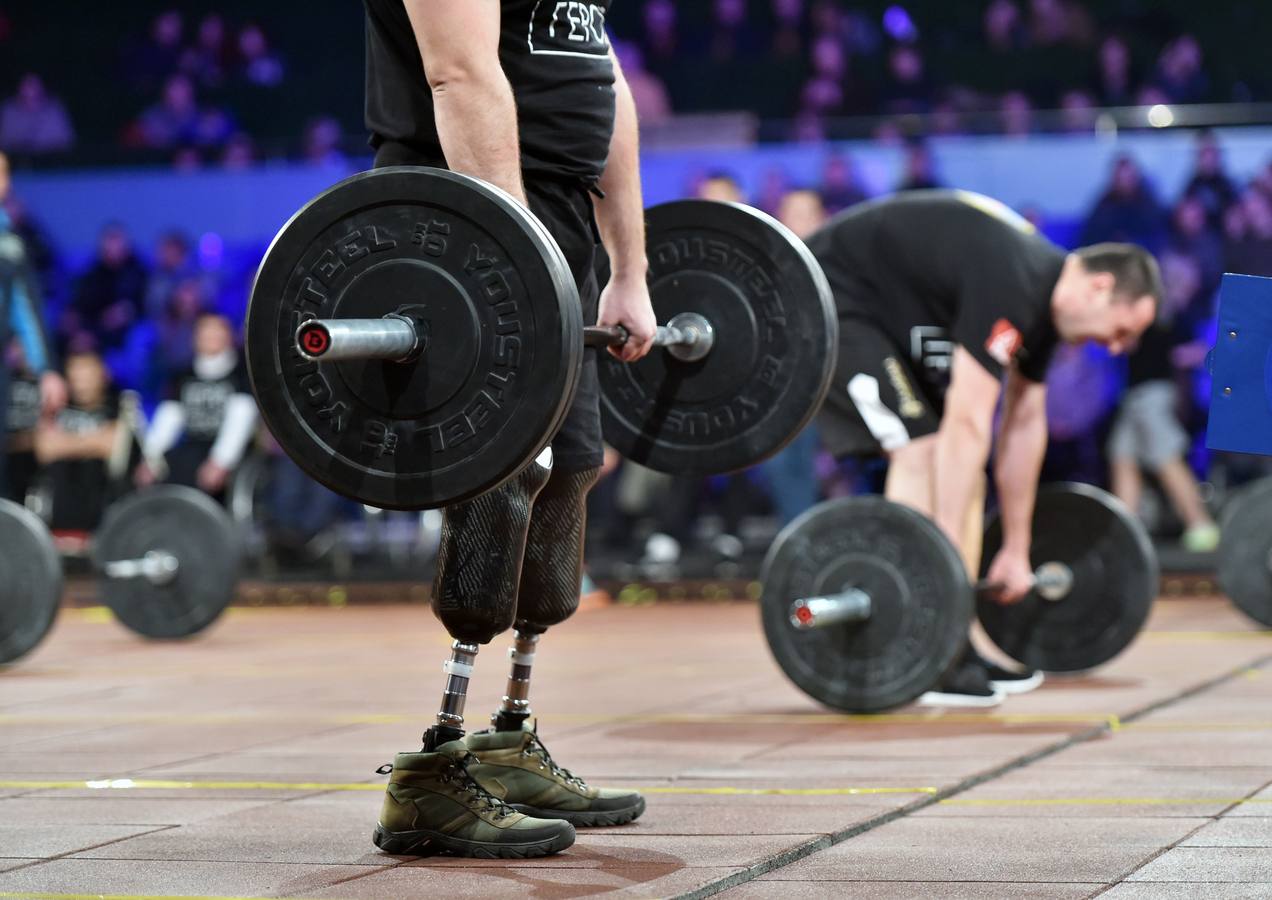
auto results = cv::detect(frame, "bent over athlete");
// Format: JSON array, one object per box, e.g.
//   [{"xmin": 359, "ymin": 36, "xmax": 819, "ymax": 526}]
[
  {"xmin": 363, "ymin": 0, "xmax": 657, "ymax": 858},
  {"xmin": 808, "ymin": 190, "xmax": 1160, "ymax": 707}
]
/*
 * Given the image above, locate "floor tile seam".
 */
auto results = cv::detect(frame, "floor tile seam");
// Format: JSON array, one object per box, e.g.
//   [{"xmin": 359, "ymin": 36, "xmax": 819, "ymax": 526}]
[
  {"xmin": 0, "ymin": 824, "xmax": 179, "ymax": 877},
  {"xmin": 675, "ymin": 649, "xmax": 1272, "ymax": 900}
]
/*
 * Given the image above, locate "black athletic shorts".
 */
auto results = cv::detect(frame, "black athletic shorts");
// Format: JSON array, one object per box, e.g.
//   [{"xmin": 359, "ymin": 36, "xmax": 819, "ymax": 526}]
[
  {"xmin": 373, "ymin": 142, "xmax": 604, "ymax": 473},
  {"xmin": 816, "ymin": 314, "xmax": 944, "ymax": 459}
]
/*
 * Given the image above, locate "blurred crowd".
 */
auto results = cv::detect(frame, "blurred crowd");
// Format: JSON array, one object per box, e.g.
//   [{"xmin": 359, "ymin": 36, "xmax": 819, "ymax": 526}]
[
  {"xmin": 1, "ymin": 3, "xmax": 1268, "ymax": 169},
  {"xmin": 606, "ymin": 0, "xmax": 1260, "ymax": 141},
  {"xmin": 0, "ymin": 7, "xmax": 351, "ymax": 169}
]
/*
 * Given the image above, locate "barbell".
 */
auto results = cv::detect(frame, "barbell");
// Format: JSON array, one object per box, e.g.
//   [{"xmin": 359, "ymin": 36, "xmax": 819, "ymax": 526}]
[
  {"xmin": 0, "ymin": 485, "xmax": 242, "ymax": 665},
  {"xmin": 760, "ymin": 483, "xmax": 1160, "ymax": 712},
  {"xmin": 244, "ymin": 166, "xmax": 839, "ymax": 511}
]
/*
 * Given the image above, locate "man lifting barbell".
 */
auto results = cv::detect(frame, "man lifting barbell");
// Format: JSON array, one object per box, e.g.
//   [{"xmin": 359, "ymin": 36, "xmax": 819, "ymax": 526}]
[
  {"xmin": 807, "ymin": 189, "xmax": 1162, "ymax": 706},
  {"xmin": 359, "ymin": 0, "xmax": 655, "ymax": 859}
]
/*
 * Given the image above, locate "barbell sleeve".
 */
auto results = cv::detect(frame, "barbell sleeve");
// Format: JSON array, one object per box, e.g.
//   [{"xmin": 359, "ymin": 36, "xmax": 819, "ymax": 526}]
[{"xmin": 788, "ymin": 589, "xmax": 873, "ymax": 630}]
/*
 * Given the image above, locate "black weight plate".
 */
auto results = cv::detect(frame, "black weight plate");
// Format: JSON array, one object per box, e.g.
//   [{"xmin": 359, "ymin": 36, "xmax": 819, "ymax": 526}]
[
  {"xmin": 761, "ymin": 496, "xmax": 972, "ymax": 712},
  {"xmin": 978, "ymin": 482, "xmax": 1157, "ymax": 672},
  {"xmin": 0, "ymin": 498, "xmax": 61, "ymax": 664},
  {"xmin": 247, "ymin": 166, "xmax": 583, "ymax": 510},
  {"xmin": 598, "ymin": 200, "xmax": 837, "ymax": 475},
  {"xmin": 1218, "ymin": 476, "xmax": 1272, "ymax": 626},
  {"xmin": 94, "ymin": 486, "xmax": 242, "ymax": 639}
]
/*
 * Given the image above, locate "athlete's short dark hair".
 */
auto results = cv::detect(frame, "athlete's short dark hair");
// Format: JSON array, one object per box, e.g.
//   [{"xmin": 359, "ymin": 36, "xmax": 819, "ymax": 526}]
[{"xmin": 1073, "ymin": 242, "xmax": 1163, "ymax": 308}]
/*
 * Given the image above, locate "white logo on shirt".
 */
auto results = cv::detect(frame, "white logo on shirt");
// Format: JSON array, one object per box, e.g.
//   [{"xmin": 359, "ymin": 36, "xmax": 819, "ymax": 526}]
[{"xmin": 528, "ymin": 1, "xmax": 609, "ymax": 58}]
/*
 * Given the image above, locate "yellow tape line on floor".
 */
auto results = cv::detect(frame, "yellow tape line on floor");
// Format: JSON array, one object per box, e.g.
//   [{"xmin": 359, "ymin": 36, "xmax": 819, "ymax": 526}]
[
  {"xmin": 0, "ymin": 778, "xmax": 935, "ymax": 797},
  {"xmin": 940, "ymin": 796, "xmax": 1272, "ymax": 807}
]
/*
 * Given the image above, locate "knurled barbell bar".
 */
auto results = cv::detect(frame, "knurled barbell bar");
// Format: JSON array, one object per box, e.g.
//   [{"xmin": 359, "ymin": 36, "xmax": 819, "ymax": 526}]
[{"xmin": 244, "ymin": 166, "xmax": 839, "ymax": 511}]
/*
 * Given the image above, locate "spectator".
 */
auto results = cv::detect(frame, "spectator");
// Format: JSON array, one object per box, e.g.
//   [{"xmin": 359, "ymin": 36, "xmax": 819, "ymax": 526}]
[
  {"xmin": 237, "ymin": 23, "xmax": 284, "ymax": 89},
  {"xmin": 1094, "ymin": 35, "xmax": 1135, "ymax": 107},
  {"xmin": 220, "ymin": 132, "xmax": 256, "ymax": 170},
  {"xmin": 0, "ymin": 73, "xmax": 74, "ymax": 154},
  {"xmin": 896, "ymin": 139, "xmax": 941, "ymax": 192},
  {"xmin": 1059, "ymin": 89, "xmax": 1097, "ymax": 133},
  {"xmin": 819, "ymin": 154, "xmax": 868, "ymax": 213},
  {"xmin": 1107, "ymin": 250, "xmax": 1219, "ymax": 552},
  {"xmin": 880, "ymin": 44, "xmax": 930, "ymax": 115},
  {"xmin": 180, "ymin": 13, "xmax": 232, "ymax": 90},
  {"xmin": 134, "ymin": 74, "xmax": 200, "ymax": 149},
  {"xmin": 1167, "ymin": 194, "xmax": 1222, "ymax": 299},
  {"xmin": 1182, "ymin": 132, "xmax": 1237, "ymax": 229},
  {"xmin": 1223, "ymin": 190, "xmax": 1272, "ymax": 278},
  {"xmin": 1152, "ymin": 34, "xmax": 1208, "ymax": 105},
  {"xmin": 984, "ymin": 0, "xmax": 1027, "ymax": 53},
  {"xmin": 137, "ymin": 311, "xmax": 257, "ymax": 501},
  {"xmin": 705, "ymin": 0, "xmax": 762, "ymax": 63},
  {"xmin": 765, "ymin": 188, "xmax": 827, "ymax": 524},
  {"xmin": 301, "ymin": 117, "xmax": 347, "ymax": 168},
  {"xmin": 127, "ymin": 10, "xmax": 184, "ymax": 93},
  {"xmin": 34, "ymin": 350, "xmax": 120, "ymax": 532},
  {"xmin": 1000, "ymin": 90, "xmax": 1033, "ymax": 137},
  {"xmin": 695, "ymin": 171, "xmax": 745, "ymax": 204},
  {"xmin": 144, "ymin": 230, "xmax": 214, "ymax": 321},
  {"xmin": 769, "ymin": 0, "xmax": 807, "ymax": 60},
  {"xmin": 755, "ymin": 167, "xmax": 788, "ymax": 215},
  {"xmin": 64, "ymin": 222, "xmax": 148, "ymax": 356},
  {"xmin": 1079, "ymin": 155, "xmax": 1166, "ymax": 250},
  {"xmin": 5, "ymin": 343, "xmax": 41, "ymax": 504},
  {"xmin": 154, "ymin": 277, "xmax": 207, "ymax": 382},
  {"xmin": 641, "ymin": 0, "xmax": 681, "ymax": 81},
  {"xmin": 612, "ymin": 40, "xmax": 671, "ymax": 126}
]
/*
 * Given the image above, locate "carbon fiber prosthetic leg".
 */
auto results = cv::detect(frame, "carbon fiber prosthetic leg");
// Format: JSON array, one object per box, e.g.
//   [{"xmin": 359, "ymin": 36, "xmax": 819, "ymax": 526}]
[
  {"xmin": 493, "ymin": 466, "xmax": 600, "ymax": 731},
  {"xmin": 422, "ymin": 451, "xmax": 552, "ymax": 750}
]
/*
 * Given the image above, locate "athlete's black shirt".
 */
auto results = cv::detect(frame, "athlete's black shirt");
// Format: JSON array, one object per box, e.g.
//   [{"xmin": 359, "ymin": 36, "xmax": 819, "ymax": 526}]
[
  {"xmin": 807, "ymin": 190, "xmax": 1068, "ymax": 384},
  {"xmin": 364, "ymin": 0, "xmax": 617, "ymax": 182},
  {"xmin": 167, "ymin": 359, "xmax": 252, "ymax": 443}
]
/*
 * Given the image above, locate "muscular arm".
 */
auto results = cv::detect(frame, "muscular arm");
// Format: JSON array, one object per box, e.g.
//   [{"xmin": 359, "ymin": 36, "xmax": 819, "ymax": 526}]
[
  {"xmin": 933, "ymin": 347, "xmax": 1001, "ymax": 549},
  {"xmin": 403, "ymin": 0, "xmax": 525, "ymax": 204},
  {"xmin": 594, "ymin": 50, "xmax": 645, "ymax": 282},
  {"xmin": 993, "ymin": 370, "xmax": 1048, "ymax": 558}
]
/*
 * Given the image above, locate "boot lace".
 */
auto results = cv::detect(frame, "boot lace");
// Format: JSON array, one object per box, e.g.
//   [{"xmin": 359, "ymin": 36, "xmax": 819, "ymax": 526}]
[
  {"xmin": 440, "ymin": 752, "xmax": 517, "ymax": 819},
  {"xmin": 521, "ymin": 728, "xmax": 587, "ymax": 788}
]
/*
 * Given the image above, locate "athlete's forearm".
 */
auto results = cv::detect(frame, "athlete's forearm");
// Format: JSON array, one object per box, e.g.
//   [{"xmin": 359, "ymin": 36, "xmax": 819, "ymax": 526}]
[
  {"xmin": 994, "ymin": 383, "xmax": 1048, "ymax": 555},
  {"xmin": 933, "ymin": 415, "xmax": 993, "ymax": 562},
  {"xmin": 595, "ymin": 56, "xmax": 646, "ymax": 281}
]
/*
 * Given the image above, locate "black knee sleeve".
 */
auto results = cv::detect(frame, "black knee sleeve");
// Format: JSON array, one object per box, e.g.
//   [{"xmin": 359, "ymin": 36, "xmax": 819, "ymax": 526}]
[
  {"xmin": 431, "ymin": 453, "xmax": 552, "ymax": 644},
  {"xmin": 515, "ymin": 465, "xmax": 600, "ymax": 633}
]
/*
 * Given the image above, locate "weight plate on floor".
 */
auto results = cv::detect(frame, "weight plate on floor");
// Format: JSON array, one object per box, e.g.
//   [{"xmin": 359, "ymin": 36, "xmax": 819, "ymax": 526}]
[
  {"xmin": 0, "ymin": 498, "xmax": 61, "ymax": 664},
  {"xmin": 94, "ymin": 486, "xmax": 242, "ymax": 639},
  {"xmin": 246, "ymin": 166, "xmax": 583, "ymax": 510},
  {"xmin": 978, "ymin": 482, "xmax": 1157, "ymax": 672},
  {"xmin": 598, "ymin": 200, "xmax": 837, "ymax": 475},
  {"xmin": 1218, "ymin": 476, "xmax": 1272, "ymax": 627},
  {"xmin": 761, "ymin": 496, "xmax": 971, "ymax": 712}
]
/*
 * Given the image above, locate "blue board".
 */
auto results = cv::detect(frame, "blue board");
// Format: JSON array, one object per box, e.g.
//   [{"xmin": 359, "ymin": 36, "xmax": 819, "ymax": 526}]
[{"xmin": 1206, "ymin": 273, "xmax": 1272, "ymax": 456}]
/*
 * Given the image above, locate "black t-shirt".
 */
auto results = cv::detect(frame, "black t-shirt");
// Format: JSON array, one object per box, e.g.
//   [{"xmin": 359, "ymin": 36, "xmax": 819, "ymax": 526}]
[
  {"xmin": 807, "ymin": 190, "xmax": 1068, "ymax": 385},
  {"xmin": 7, "ymin": 374, "xmax": 40, "ymax": 434},
  {"xmin": 1126, "ymin": 318, "xmax": 1190, "ymax": 387},
  {"xmin": 168, "ymin": 359, "xmax": 251, "ymax": 442},
  {"xmin": 55, "ymin": 390, "xmax": 119, "ymax": 435},
  {"xmin": 364, "ymin": 0, "xmax": 617, "ymax": 182}
]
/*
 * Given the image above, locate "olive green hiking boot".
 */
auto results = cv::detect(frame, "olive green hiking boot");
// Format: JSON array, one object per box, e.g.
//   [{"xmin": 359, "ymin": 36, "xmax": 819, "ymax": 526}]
[
  {"xmin": 465, "ymin": 722, "xmax": 646, "ymax": 827},
  {"xmin": 373, "ymin": 740, "xmax": 575, "ymax": 858}
]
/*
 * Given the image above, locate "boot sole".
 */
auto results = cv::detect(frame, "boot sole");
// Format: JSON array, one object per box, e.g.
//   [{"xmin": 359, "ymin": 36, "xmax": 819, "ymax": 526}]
[
  {"xmin": 511, "ymin": 795, "xmax": 646, "ymax": 827},
  {"xmin": 372, "ymin": 823, "xmax": 575, "ymax": 858}
]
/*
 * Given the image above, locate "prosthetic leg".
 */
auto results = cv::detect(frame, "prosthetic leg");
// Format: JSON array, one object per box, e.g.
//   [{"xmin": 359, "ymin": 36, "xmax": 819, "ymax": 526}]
[
  {"xmin": 461, "ymin": 465, "xmax": 645, "ymax": 826},
  {"xmin": 420, "ymin": 450, "xmax": 552, "ymax": 751},
  {"xmin": 493, "ymin": 466, "xmax": 600, "ymax": 732}
]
